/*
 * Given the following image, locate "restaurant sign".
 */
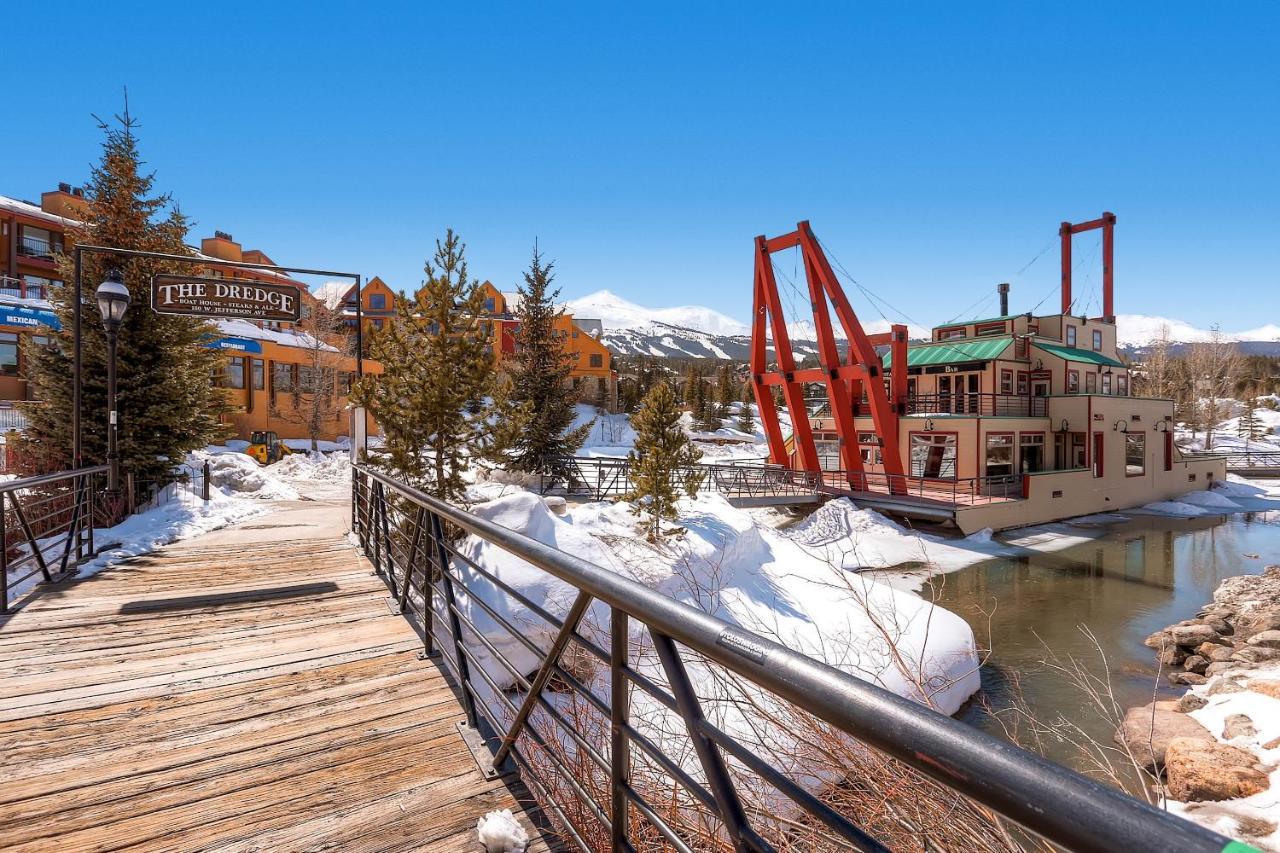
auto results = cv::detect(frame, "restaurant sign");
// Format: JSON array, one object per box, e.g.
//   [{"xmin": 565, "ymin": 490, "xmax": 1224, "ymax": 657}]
[{"xmin": 151, "ymin": 275, "xmax": 301, "ymax": 322}]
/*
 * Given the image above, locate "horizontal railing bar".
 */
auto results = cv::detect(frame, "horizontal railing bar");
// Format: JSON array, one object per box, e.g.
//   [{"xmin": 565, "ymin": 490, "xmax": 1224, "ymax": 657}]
[
  {"xmin": 0, "ymin": 466, "xmax": 109, "ymax": 496},
  {"xmin": 619, "ymin": 720, "xmax": 719, "ymax": 813},
  {"xmin": 506, "ymin": 736, "xmax": 596, "ymax": 853},
  {"xmin": 356, "ymin": 463, "xmax": 1228, "ymax": 853}
]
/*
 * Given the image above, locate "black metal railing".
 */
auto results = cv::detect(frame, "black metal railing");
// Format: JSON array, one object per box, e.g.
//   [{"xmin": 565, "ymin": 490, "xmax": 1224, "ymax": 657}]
[
  {"xmin": 351, "ymin": 463, "xmax": 1228, "ymax": 853},
  {"xmin": 819, "ymin": 469, "xmax": 1026, "ymax": 504},
  {"xmin": 0, "ymin": 275, "xmax": 49, "ymax": 302},
  {"xmin": 17, "ymin": 237, "xmax": 57, "ymax": 261},
  {"xmin": 565, "ymin": 458, "xmax": 821, "ymax": 503},
  {"xmin": 850, "ymin": 393, "xmax": 1049, "ymax": 418},
  {"xmin": 0, "ymin": 466, "xmax": 107, "ymax": 613},
  {"xmin": 1182, "ymin": 448, "xmax": 1280, "ymax": 472}
]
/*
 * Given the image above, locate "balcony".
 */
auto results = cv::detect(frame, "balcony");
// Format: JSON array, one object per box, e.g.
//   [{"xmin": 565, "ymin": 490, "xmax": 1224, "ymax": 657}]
[
  {"xmin": 17, "ymin": 237, "xmax": 58, "ymax": 262},
  {"xmin": 845, "ymin": 392, "xmax": 1049, "ymax": 418}
]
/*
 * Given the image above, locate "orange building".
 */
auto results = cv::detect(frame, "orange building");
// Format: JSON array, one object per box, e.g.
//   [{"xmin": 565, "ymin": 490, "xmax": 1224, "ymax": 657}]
[
  {"xmin": 315, "ymin": 275, "xmax": 397, "ymax": 338},
  {"xmin": 0, "ymin": 183, "xmax": 380, "ymax": 444},
  {"xmin": 474, "ymin": 281, "xmax": 616, "ymax": 409}
]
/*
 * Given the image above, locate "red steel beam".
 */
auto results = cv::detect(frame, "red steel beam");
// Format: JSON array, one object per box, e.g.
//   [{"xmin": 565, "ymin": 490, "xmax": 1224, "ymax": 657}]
[{"xmin": 1060, "ymin": 212, "xmax": 1117, "ymax": 319}]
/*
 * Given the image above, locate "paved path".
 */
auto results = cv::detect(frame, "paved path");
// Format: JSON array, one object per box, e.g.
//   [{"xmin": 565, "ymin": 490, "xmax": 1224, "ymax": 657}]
[{"xmin": 0, "ymin": 484, "xmax": 553, "ymax": 852}]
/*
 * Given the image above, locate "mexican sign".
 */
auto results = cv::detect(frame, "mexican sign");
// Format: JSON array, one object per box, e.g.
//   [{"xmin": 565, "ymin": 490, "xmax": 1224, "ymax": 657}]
[{"xmin": 151, "ymin": 274, "xmax": 301, "ymax": 322}]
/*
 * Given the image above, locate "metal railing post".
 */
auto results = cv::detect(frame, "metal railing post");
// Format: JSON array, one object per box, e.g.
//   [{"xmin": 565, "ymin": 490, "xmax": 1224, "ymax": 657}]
[
  {"xmin": 610, "ymin": 606, "xmax": 631, "ymax": 849},
  {"xmin": 202, "ymin": 461, "xmax": 211, "ymax": 502},
  {"xmin": 0, "ymin": 494, "xmax": 8, "ymax": 614},
  {"xmin": 434, "ymin": 511, "xmax": 478, "ymax": 728}
]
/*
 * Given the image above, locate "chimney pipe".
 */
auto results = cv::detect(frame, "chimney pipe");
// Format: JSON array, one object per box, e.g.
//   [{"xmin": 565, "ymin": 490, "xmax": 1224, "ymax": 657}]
[{"xmin": 997, "ymin": 282, "xmax": 1010, "ymax": 316}]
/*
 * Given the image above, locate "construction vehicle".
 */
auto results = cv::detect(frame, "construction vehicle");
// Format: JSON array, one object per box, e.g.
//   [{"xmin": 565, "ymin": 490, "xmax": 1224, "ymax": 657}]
[{"xmin": 246, "ymin": 430, "xmax": 292, "ymax": 465}]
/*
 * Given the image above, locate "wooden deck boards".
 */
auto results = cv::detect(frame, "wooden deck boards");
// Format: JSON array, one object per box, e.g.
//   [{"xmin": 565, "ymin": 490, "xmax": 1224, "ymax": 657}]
[{"xmin": 0, "ymin": 507, "xmax": 555, "ymax": 852}]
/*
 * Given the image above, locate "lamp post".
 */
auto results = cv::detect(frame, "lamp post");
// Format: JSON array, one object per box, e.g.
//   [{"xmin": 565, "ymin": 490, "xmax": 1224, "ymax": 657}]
[{"xmin": 96, "ymin": 270, "xmax": 131, "ymax": 494}]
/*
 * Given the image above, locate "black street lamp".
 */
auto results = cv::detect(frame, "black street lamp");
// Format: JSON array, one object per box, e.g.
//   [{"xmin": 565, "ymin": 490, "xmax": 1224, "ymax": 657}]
[{"xmin": 96, "ymin": 269, "xmax": 130, "ymax": 494}]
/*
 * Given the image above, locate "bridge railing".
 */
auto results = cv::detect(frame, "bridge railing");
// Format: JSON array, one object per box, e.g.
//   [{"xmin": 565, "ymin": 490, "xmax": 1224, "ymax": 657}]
[
  {"xmin": 0, "ymin": 466, "xmax": 107, "ymax": 612},
  {"xmin": 352, "ymin": 463, "xmax": 1227, "ymax": 853},
  {"xmin": 1182, "ymin": 448, "xmax": 1280, "ymax": 470},
  {"xmin": 565, "ymin": 458, "xmax": 820, "ymax": 502},
  {"xmin": 819, "ymin": 469, "xmax": 1026, "ymax": 504}
]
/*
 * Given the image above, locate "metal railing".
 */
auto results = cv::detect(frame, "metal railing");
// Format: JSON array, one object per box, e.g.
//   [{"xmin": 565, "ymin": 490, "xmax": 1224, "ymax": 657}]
[
  {"xmin": 849, "ymin": 393, "xmax": 1049, "ymax": 418},
  {"xmin": 819, "ymin": 469, "xmax": 1025, "ymax": 504},
  {"xmin": 566, "ymin": 458, "xmax": 821, "ymax": 502},
  {"xmin": 0, "ymin": 276, "xmax": 50, "ymax": 302},
  {"xmin": 0, "ymin": 404, "xmax": 32, "ymax": 435},
  {"xmin": 1182, "ymin": 448, "xmax": 1280, "ymax": 472},
  {"xmin": 351, "ymin": 463, "xmax": 1227, "ymax": 852},
  {"xmin": 0, "ymin": 466, "xmax": 107, "ymax": 612},
  {"xmin": 17, "ymin": 237, "xmax": 57, "ymax": 261}
]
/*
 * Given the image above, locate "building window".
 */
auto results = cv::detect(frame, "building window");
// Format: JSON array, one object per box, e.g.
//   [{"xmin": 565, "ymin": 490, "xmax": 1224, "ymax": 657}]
[
  {"xmin": 0, "ymin": 333, "xmax": 19, "ymax": 376},
  {"xmin": 985, "ymin": 433, "xmax": 1015, "ymax": 477},
  {"xmin": 1016, "ymin": 371, "xmax": 1029, "ymax": 395},
  {"xmin": 814, "ymin": 439, "xmax": 842, "ymax": 471},
  {"xmin": 484, "ymin": 297, "xmax": 496, "ymax": 313},
  {"xmin": 1101, "ymin": 372, "xmax": 1113, "ymax": 395},
  {"xmin": 1125, "ymin": 433, "xmax": 1146, "ymax": 477},
  {"xmin": 589, "ymin": 353, "xmax": 603, "ymax": 368},
  {"xmin": 910, "ymin": 433, "xmax": 957, "ymax": 479},
  {"xmin": 1067, "ymin": 370, "xmax": 1080, "ymax": 394},
  {"xmin": 252, "ymin": 359, "xmax": 265, "ymax": 390},
  {"xmin": 938, "ymin": 327, "xmax": 965, "ymax": 340},
  {"xmin": 976, "ymin": 322, "xmax": 1005, "ymax": 337},
  {"xmin": 225, "ymin": 356, "xmax": 246, "ymax": 390},
  {"xmin": 1085, "ymin": 372, "xmax": 1097, "ymax": 394},
  {"xmin": 1015, "ymin": 337, "xmax": 1029, "ymax": 358},
  {"xmin": 857, "ymin": 431, "xmax": 879, "ymax": 445},
  {"xmin": 1000, "ymin": 369, "xmax": 1013, "ymax": 395},
  {"xmin": 370, "ymin": 294, "xmax": 386, "ymax": 310},
  {"xmin": 372, "ymin": 318, "xmax": 384, "ymax": 329},
  {"xmin": 1117, "ymin": 375, "xmax": 1129, "ymax": 396},
  {"xmin": 1019, "ymin": 433, "xmax": 1045, "ymax": 472},
  {"xmin": 272, "ymin": 361, "xmax": 294, "ymax": 393},
  {"xmin": 1065, "ymin": 325, "xmax": 1077, "ymax": 347},
  {"xmin": 1092, "ymin": 330, "xmax": 1103, "ymax": 351},
  {"xmin": 860, "ymin": 446, "xmax": 882, "ymax": 465}
]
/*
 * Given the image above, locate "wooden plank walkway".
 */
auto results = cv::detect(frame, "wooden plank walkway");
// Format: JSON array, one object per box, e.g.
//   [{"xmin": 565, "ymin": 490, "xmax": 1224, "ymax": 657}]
[{"xmin": 0, "ymin": 500, "xmax": 555, "ymax": 852}]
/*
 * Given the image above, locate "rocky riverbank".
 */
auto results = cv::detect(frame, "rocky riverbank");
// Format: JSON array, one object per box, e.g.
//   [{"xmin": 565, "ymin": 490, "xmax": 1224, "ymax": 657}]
[{"xmin": 1115, "ymin": 565, "xmax": 1280, "ymax": 849}]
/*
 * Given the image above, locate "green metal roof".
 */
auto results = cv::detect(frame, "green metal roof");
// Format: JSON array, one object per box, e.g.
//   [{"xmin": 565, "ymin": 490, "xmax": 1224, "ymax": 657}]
[
  {"xmin": 882, "ymin": 336, "xmax": 1012, "ymax": 367},
  {"xmin": 1032, "ymin": 341, "xmax": 1126, "ymax": 368},
  {"xmin": 933, "ymin": 314, "xmax": 1021, "ymax": 330}
]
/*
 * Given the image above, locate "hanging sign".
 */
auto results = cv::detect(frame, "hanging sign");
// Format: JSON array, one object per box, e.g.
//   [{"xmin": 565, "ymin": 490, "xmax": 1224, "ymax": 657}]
[{"xmin": 151, "ymin": 275, "xmax": 301, "ymax": 322}]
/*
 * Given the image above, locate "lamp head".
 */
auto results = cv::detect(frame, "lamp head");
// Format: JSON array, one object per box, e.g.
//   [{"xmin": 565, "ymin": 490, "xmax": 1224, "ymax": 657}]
[{"xmin": 96, "ymin": 269, "xmax": 131, "ymax": 331}]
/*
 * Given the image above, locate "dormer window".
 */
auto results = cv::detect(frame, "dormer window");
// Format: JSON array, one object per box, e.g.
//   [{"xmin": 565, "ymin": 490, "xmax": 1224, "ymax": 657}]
[
  {"xmin": 1065, "ymin": 325, "xmax": 1077, "ymax": 347},
  {"xmin": 1092, "ymin": 330, "xmax": 1103, "ymax": 351},
  {"xmin": 938, "ymin": 327, "xmax": 965, "ymax": 340},
  {"xmin": 975, "ymin": 322, "xmax": 1005, "ymax": 337},
  {"xmin": 484, "ymin": 297, "xmax": 496, "ymax": 313}
]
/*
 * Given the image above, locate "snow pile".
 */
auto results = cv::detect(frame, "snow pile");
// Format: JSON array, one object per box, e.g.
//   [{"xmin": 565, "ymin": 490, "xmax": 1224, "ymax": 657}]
[
  {"xmin": 476, "ymin": 809, "xmax": 529, "ymax": 853},
  {"xmin": 1180, "ymin": 489, "xmax": 1244, "ymax": 510},
  {"xmin": 456, "ymin": 490, "xmax": 982, "ymax": 715},
  {"xmin": 272, "ymin": 451, "xmax": 352, "ymax": 484},
  {"xmin": 192, "ymin": 450, "xmax": 301, "ymax": 501},
  {"xmin": 785, "ymin": 498, "xmax": 1014, "ymax": 577},
  {"xmin": 1138, "ymin": 500, "xmax": 1212, "ymax": 517}
]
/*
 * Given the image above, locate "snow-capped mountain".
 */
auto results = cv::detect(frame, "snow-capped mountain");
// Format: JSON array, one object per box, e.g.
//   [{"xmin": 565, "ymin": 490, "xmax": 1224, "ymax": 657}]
[
  {"xmin": 565, "ymin": 289, "xmax": 928, "ymax": 360},
  {"xmin": 565, "ymin": 290, "xmax": 749, "ymax": 337},
  {"xmin": 1115, "ymin": 314, "xmax": 1280, "ymax": 347}
]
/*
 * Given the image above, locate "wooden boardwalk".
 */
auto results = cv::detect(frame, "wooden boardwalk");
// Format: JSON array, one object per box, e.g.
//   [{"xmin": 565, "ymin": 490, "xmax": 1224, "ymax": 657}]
[{"xmin": 0, "ymin": 499, "xmax": 553, "ymax": 852}]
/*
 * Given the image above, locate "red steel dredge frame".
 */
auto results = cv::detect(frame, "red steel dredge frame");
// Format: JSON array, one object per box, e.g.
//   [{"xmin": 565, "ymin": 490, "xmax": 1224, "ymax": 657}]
[{"xmin": 749, "ymin": 221, "xmax": 908, "ymax": 492}]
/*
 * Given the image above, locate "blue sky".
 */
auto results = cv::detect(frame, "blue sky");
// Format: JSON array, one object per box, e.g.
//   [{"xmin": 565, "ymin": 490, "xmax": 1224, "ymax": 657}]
[{"xmin": 7, "ymin": 3, "xmax": 1278, "ymax": 329}]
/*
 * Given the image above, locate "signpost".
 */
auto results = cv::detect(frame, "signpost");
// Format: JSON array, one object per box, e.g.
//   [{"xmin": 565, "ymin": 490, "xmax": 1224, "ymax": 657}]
[{"xmin": 151, "ymin": 274, "xmax": 301, "ymax": 323}]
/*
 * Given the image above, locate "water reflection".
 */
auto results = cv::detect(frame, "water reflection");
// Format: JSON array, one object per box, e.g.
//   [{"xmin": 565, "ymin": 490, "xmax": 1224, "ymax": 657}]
[{"xmin": 923, "ymin": 512, "xmax": 1280, "ymax": 769}]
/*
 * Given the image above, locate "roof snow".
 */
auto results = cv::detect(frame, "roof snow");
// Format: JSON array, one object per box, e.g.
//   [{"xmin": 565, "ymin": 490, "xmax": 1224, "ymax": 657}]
[
  {"xmin": 215, "ymin": 318, "xmax": 338, "ymax": 352},
  {"xmin": 312, "ymin": 281, "xmax": 353, "ymax": 310}
]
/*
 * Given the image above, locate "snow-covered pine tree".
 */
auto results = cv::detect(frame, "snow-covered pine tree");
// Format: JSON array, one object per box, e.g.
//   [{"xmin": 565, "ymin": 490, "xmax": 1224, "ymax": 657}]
[
  {"xmin": 21, "ymin": 110, "xmax": 229, "ymax": 481},
  {"xmin": 507, "ymin": 247, "xmax": 591, "ymax": 486},
  {"xmin": 354, "ymin": 230, "xmax": 525, "ymax": 501},
  {"xmin": 697, "ymin": 368, "xmax": 723, "ymax": 432},
  {"xmin": 1238, "ymin": 385, "xmax": 1267, "ymax": 444},
  {"xmin": 626, "ymin": 382, "xmax": 703, "ymax": 540}
]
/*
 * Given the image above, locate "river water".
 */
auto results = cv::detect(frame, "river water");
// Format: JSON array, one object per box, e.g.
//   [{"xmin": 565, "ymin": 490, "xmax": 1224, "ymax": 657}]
[{"xmin": 922, "ymin": 510, "xmax": 1280, "ymax": 770}]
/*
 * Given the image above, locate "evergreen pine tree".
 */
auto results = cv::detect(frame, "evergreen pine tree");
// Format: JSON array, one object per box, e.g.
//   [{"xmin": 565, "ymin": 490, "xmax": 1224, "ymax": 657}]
[
  {"xmin": 354, "ymin": 230, "xmax": 526, "ymax": 501},
  {"xmin": 21, "ymin": 111, "xmax": 229, "ymax": 481},
  {"xmin": 506, "ymin": 247, "xmax": 591, "ymax": 486},
  {"xmin": 626, "ymin": 382, "xmax": 703, "ymax": 540},
  {"xmin": 737, "ymin": 392, "xmax": 756, "ymax": 434}
]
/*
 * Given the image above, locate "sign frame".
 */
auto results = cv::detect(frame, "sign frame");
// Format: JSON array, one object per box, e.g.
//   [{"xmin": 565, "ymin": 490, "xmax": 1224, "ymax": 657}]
[{"xmin": 150, "ymin": 274, "xmax": 302, "ymax": 323}]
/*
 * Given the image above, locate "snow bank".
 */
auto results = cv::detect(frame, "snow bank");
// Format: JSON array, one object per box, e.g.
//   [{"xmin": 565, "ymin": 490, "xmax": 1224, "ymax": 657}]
[
  {"xmin": 192, "ymin": 450, "xmax": 301, "ymax": 501},
  {"xmin": 457, "ymin": 490, "xmax": 981, "ymax": 715},
  {"xmin": 1180, "ymin": 489, "xmax": 1243, "ymax": 510},
  {"xmin": 1138, "ymin": 500, "xmax": 1212, "ymax": 517},
  {"xmin": 272, "ymin": 451, "xmax": 352, "ymax": 484}
]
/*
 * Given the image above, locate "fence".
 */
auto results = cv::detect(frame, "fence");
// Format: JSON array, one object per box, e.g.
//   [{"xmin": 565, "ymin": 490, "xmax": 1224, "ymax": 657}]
[
  {"xmin": 565, "ymin": 458, "xmax": 821, "ymax": 503},
  {"xmin": 127, "ymin": 461, "xmax": 211, "ymax": 514},
  {"xmin": 0, "ymin": 466, "xmax": 107, "ymax": 612},
  {"xmin": 351, "ymin": 463, "xmax": 1228, "ymax": 853},
  {"xmin": 818, "ymin": 469, "xmax": 1025, "ymax": 504}
]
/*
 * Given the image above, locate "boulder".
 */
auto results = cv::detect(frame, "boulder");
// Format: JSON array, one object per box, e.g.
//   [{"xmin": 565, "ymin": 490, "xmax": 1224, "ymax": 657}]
[
  {"xmin": 1168, "ymin": 671, "xmax": 1207, "ymax": 686},
  {"xmin": 1144, "ymin": 630, "xmax": 1172, "ymax": 649},
  {"xmin": 1164, "ymin": 738, "xmax": 1269, "ymax": 802},
  {"xmin": 1232, "ymin": 646, "xmax": 1280, "ymax": 664},
  {"xmin": 1182, "ymin": 655, "xmax": 1209, "ymax": 674},
  {"xmin": 1264, "ymin": 736, "xmax": 1280, "ymax": 750},
  {"xmin": 1236, "ymin": 606, "xmax": 1280, "ymax": 641},
  {"xmin": 1248, "ymin": 680, "xmax": 1280, "ymax": 701},
  {"xmin": 1178, "ymin": 692, "xmax": 1208, "ymax": 712},
  {"xmin": 1170, "ymin": 624, "xmax": 1220, "ymax": 647},
  {"xmin": 1198, "ymin": 643, "xmax": 1236, "ymax": 662},
  {"xmin": 1202, "ymin": 616, "xmax": 1233, "ymax": 636},
  {"xmin": 1208, "ymin": 679, "xmax": 1246, "ymax": 696},
  {"xmin": 1113, "ymin": 704, "xmax": 1212, "ymax": 768},
  {"xmin": 1159, "ymin": 645, "xmax": 1189, "ymax": 667},
  {"xmin": 1247, "ymin": 629, "xmax": 1280, "ymax": 649},
  {"xmin": 1223, "ymin": 713, "xmax": 1258, "ymax": 740},
  {"xmin": 1205, "ymin": 662, "xmax": 1243, "ymax": 678}
]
